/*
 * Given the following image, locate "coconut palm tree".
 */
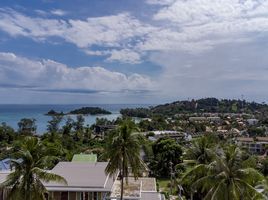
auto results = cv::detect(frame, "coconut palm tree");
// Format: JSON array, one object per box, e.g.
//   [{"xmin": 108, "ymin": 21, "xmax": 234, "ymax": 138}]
[
  {"xmin": 181, "ymin": 145, "xmax": 264, "ymax": 200},
  {"xmin": 1, "ymin": 137, "xmax": 67, "ymax": 200},
  {"xmin": 184, "ymin": 135, "xmax": 217, "ymax": 165},
  {"xmin": 103, "ymin": 120, "xmax": 144, "ymax": 200}
]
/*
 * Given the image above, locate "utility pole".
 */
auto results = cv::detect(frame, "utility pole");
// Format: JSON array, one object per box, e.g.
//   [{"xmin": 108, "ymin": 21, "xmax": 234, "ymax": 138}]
[
  {"xmin": 241, "ymin": 94, "xmax": 244, "ymax": 110},
  {"xmin": 169, "ymin": 161, "xmax": 174, "ymax": 195}
]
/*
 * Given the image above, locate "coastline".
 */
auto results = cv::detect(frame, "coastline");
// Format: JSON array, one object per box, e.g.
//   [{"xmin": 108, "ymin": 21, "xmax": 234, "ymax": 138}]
[{"xmin": 0, "ymin": 104, "xmax": 151, "ymax": 133}]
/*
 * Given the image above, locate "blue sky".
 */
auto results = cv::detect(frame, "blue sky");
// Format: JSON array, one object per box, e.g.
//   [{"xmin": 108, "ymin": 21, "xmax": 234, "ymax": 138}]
[{"xmin": 0, "ymin": 0, "xmax": 268, "ymax": 104}]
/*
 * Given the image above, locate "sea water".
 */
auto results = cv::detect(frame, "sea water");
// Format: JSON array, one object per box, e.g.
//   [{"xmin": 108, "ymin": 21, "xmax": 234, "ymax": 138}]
[{"xmin": 0, "ymin": 104, "xmax": 150, "ymax": 134}]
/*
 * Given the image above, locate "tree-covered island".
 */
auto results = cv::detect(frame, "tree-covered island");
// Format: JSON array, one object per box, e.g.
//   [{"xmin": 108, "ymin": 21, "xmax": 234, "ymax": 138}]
[{"xmin": 45, "ymin": 107, "xmax": 112, "ymax": 116}]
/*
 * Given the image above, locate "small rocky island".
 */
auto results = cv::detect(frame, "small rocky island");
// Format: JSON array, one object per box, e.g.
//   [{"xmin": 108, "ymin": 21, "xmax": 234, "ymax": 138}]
[
  {"xmin": 45, "ymin": 107, "xmax": 111, "ymax": 116},
  {"xmin": 45, "ymin": 109, "xmax": 64, "ymax": 116}
]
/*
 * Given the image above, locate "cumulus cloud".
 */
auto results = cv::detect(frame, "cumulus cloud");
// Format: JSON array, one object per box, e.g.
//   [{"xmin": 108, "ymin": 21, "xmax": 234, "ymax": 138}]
[{"xmin": 0, "ymin": 52, "xmax": 153, "ymax": 93}]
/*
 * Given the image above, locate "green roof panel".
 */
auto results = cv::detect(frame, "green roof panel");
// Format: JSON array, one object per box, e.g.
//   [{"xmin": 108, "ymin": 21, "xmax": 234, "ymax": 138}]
[{"xmin": 72, "ymin": 154, "xmax": 97, "ymax": 163}]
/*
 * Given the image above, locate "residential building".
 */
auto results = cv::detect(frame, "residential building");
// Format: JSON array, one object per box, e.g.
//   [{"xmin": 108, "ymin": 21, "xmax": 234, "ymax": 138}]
[
  {"xmin": 236, "ymin": 137, "xmax": 268, "ymax": 154},
  {"xmin": 0, "ymin": 161, "xmax": 162, "ymax": 200},
  {"xmin": 247, "ymin": 119, "xmax": 259, "ymax": 126},
  {"xmin": 0, "ymin": 162, "xmax": 116, "ymax": 200}
]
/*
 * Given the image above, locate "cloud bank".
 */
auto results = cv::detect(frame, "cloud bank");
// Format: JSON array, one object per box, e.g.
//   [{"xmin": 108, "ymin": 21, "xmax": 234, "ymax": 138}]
[{"xmin": 0, "ymin": 52, "xmax": 153, "ymax": 94}]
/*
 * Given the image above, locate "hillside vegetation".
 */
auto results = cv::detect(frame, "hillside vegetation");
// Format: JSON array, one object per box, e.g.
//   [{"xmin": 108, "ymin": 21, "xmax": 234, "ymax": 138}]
[{"xmin": 120, "ymin": 98, "xmax": 268, "ymax": 117}]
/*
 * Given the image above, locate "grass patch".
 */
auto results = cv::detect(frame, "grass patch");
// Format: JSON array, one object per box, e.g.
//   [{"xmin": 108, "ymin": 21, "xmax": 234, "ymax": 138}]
[{"xmin": 157, "ymin": 178, "xmax": 170, "ymax": 193}]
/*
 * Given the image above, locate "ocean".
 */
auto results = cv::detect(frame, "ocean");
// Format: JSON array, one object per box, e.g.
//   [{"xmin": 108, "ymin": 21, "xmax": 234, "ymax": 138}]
[{"xmin": 0, "ymin": 104, "xmax": 150, "ymax": 134}]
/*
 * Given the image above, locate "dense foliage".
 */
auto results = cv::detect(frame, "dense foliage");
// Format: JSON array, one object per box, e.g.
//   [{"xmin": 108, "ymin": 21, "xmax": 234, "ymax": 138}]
[{"xmin": 149, "ymin": 138, "xmax": 183, "ymax": 177}]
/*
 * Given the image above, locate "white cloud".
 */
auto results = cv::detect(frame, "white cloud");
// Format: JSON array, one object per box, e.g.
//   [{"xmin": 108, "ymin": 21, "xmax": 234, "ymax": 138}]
[
  {"xmin": 106, "ymin": 49, "xmax": 142, "ymax": 64},
  {"xmin": 85, "ymin": 50, "xmax": 109, "ymax": 56},
  {"xmin": 64, "ymin": 13, "xmax": 155, "ymax": 48},
  {"xmin": 85, "ymin": 49, "xmax": 142, "ymax": 64},
  {"xmin": 1, "ymin": 2, "xmax": 268, "ymax": 64},
  {"xmin": 35, "ymin": 9, "xmax": 48, "ymax": 16},
  {"xmin": 146, "ymin": 0, "xmax": 176, "ymax": 5},
  {"xmin": 51, "ymin": 9, "xmax": 67, "ymax": 16},
  {"xmin": 0, "ymin": 0, "xmax": 268, "ymax": 59},
  {"xmin": 0, "ymin": 8, "xmax": 68, "ymax": 38},
  {"xmin": 0, "ymin": 52, "xmax": 152, "ymax": 92},
  {"xmin": 152, "ymin": 0, "xmax": 258, "ymax": 23},
  {"xmin": 0, "ymin": 9, "xmax": 154, "ymax": 63}
]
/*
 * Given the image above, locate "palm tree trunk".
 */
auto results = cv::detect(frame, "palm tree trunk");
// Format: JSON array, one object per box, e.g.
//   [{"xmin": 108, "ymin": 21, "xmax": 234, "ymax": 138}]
[
  {"xmin": 120, "ymin": 175, "xmax": 124, "ymax": 200},
  {"xmin": 120, "ymin": 158, "xmax": 124, "ymax": 200}
]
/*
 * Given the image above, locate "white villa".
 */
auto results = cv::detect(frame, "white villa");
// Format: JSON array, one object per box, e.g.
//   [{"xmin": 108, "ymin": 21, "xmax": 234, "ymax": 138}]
[{"xmin": 0, "ymin": 161, "xmax": 162, "ymax": 200}]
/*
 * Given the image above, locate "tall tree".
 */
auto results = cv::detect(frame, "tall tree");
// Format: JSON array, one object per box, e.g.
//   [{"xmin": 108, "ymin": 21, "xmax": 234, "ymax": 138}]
[
  {"xmin": 184, "ymin": 135, "xmax": 217, "ymax": 165},
  {"xmin": 149, "ymin": 138, "xmax": 182, "ymax": 177},
  {"xmin": 73, "ymin": 115, "xmax": 85, "ymax": 141},
  {"xmin": 103, "ymin": 120, "xmax": 144, "ymax": 200},
  {"xmin": 18, "ymin": 118, "xmax": 37, "ymax": 135},
  {"xmin": 62, "ymin": 117, "xmax": 74, "ymax": 136},
  {"xmin": 47, "ymin": 115, "xmax": 63, "ymax": 134},
  {"xmin": 1, "ymin": 137, "xmax": 66, "ymax": 200}
]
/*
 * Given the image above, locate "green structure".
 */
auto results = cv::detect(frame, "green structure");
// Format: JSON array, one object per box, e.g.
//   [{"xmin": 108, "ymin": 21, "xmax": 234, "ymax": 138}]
[{"xmin": 72, "ymin": 153, "xmax": 97, "ymax": 163}]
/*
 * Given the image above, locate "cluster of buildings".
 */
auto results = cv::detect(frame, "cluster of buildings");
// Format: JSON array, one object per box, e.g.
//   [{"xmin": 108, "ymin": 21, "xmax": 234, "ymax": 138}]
[
  {"xmin": 0, "ymin": 154, "xmax": 163, "ymax": 200},
  {"xmin": 143, "ymin": 112, "xmax": 268, "ymax": 156}
]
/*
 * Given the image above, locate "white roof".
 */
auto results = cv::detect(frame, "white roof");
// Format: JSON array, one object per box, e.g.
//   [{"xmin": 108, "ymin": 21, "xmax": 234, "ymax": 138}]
[
  {"xmin": 44, "ymin": 162, "xmax": 116, "ymax": 191},
  {"xmin": 0, "ymin": 163, "xmax": 117, "ymax": 192}
]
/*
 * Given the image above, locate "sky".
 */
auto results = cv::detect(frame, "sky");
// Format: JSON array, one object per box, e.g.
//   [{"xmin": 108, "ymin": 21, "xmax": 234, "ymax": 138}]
[{"xmin": 0, "ymin": 0, "xmax": 268, "ymax": 104}]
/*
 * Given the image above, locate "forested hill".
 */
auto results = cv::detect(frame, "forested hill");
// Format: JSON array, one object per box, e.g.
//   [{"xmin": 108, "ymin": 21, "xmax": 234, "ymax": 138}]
[{"xmin": 120, "ymin": 98, "xmax": 268, "ymax": 117}]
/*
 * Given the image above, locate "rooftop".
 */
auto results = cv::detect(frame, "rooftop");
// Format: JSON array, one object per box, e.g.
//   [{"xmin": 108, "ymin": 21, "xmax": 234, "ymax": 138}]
[
  {"xmin": 0, "ymin": 158, "xmax": 12, "ymax": 171},
  {"xmin": 110, "ymin": 177, "xmax": 159, "ymax": 199},
  {"xmin": 71, "ymin": 153, "xmax": 97, "ymax": 163},
  {"xmin": 237, "ymin": 137, "xmax": 268, "ymax": 143},
  {"xmin": 44, "ymin": 162, "xmax": 117, "ymax": 192},
  {"xmin": 0, "ymin": 158, "xmax": 22, "ymax": 171}
]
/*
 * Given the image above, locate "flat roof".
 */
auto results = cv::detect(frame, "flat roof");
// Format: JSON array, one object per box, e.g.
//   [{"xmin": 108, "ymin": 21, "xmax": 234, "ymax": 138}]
[
  {"xmin": 237, "ymin": 137, "xmax": 268, "ymax": 143},
  {"xmin": 141, "ymin": 192, "xmax": 161, "ymax": 200},
  {"xmin": 44, "ymin": 162, "xmax": 115, "ymax": 191},
  {"xmin": 110, "ymin": 177, "xmax": 158, "ymax": 198}
]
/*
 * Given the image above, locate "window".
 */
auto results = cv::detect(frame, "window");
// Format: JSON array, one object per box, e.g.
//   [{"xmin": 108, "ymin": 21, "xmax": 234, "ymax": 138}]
[
  {"xmin": 61, "ymin": 192, "xmax": 68, "ymax": 200},
  {"xmin": 80, "ymin": 192, "xmax": 84, "ymax": 200},
  {"xmin": 93, "ymin": 192, "xmax": 98, "ymax": 200},
  {"xmin": 88, "ymin": 192, "xmax": 93, "ymax": 200}
]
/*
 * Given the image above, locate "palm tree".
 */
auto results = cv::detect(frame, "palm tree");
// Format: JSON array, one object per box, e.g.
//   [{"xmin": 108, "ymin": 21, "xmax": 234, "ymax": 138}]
[
  {"xmin": 1, "ymin": 137, "xmax": 67, "ymax": 200},
  {"xmin": 180, "ymin": 135, "xmax": 217, "ymax": 199},
  {"xmin": 181, "ymin": 145, "xmax": 264, "ymax": 200},
  {"xmin": 103, "ymin": 120, "xmax": 144, "ymax": 200},
  {"xmin": 184, "ymin": 135, "xmax": 216, "ymax": 165}
]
